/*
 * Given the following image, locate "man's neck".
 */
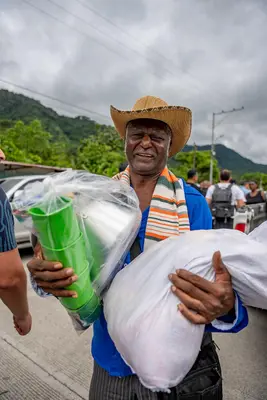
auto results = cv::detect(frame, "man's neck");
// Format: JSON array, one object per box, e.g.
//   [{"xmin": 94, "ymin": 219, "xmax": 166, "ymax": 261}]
[
  {"xmin": 187, "ymin": 179, "xmax": 195, "ymax": 184},
  {"xmin": 130, "ymin": 170, "xmax": 161, "ymax": 212}
]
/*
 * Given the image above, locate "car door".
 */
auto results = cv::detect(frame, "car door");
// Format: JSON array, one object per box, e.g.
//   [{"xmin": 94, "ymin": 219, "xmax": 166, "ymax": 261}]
[{"xmin": 11, "ymin": 178, "xmax": 45, "ymax": 247}]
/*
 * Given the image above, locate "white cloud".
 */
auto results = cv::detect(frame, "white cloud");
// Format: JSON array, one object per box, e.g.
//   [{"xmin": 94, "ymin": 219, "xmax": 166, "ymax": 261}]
[{"xmin": 0, "ymin": 0, "xmax": 266, "ymax": 162}]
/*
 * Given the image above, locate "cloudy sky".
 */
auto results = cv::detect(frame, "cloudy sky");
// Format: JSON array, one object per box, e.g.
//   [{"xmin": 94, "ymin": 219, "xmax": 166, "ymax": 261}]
[{"xmin": 0, "ymin": 0, "xmax": 267, "ymax": 163}]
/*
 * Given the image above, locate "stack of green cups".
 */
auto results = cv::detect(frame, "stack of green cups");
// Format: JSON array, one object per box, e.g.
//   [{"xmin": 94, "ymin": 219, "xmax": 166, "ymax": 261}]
[{"xmin": 28, "ymin": 196, "xmax": 102, "ymax": 326}]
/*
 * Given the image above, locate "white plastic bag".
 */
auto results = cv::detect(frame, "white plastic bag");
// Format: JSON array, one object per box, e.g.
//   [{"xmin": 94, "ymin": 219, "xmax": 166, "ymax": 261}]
[{"xmin": 104, "ymin": 223, "xmax": 267, "ymax": 392}]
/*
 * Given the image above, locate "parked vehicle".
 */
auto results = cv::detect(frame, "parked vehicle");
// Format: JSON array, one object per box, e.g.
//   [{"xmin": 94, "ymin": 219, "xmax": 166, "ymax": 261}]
[
  {"xmin": 233, "ymin": 202, "xmax": 267, "ymax": 233},
  {"xmin": 0, "ymin": 175, "xmax": 47, "ymax": 248}
]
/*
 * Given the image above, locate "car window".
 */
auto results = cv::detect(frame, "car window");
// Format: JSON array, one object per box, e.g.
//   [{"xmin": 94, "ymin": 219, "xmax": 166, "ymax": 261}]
[
  {"xmin": 19, "ymin": 178, "xmax": 45, "ymax": 191},
  {"xmin": 0, "ymin": 178, "xmax": 24, "ymax": 193}
]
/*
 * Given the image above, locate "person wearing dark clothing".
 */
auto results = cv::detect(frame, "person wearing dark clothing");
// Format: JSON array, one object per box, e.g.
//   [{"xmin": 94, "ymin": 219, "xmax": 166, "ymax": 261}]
[
  {"xmin": 206, "ymin": 170, "xmax": 245, "ymax": 229},
  {"xmin": 187, "ymin": 169, "xmax": 202, "ymax": 193},
  {"xmin": 246, "ymin": 182, "xmax": 265, "ymax": 204},
  {"xmin": 0, "ymin": 187, "xmax": 32, "ymax": 335}
]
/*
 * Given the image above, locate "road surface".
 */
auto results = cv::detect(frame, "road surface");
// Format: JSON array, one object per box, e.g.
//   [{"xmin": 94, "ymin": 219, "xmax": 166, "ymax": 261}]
[{"xmin": 0, "ymin": 249, "xmax": 266, "ymax": 399}]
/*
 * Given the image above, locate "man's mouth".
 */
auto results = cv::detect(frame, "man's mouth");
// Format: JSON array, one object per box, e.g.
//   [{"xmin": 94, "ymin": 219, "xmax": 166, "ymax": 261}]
[{"xmin": 135, "ymin": 153, "xmax": 154, "ymax": 159}]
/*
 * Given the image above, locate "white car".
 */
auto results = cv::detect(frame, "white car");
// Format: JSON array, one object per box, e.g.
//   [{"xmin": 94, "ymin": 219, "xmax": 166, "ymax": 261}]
[{"xmin": 0, "ymin": 175, "xmax": 47, "ymax": 249}]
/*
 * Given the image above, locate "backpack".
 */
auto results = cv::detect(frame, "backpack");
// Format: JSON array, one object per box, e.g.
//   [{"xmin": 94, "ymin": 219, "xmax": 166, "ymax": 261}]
[{"xmin": 211, "ymin": 184, "xmax": 234, "ymax": 219}]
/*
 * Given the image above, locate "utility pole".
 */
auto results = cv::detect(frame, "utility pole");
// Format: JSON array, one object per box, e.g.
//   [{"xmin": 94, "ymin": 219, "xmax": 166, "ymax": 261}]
[
  {"xmin": 193, "ymin": 142, "xmax": 197, "ymax": 169},
  {"xmin": 209, "ymin": 107, "xmax": 244, "ymax": 184}
]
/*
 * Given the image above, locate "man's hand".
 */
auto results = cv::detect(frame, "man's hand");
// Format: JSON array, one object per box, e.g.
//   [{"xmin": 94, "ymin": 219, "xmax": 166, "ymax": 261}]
[
  {"xmin": 169, "ymin": 251, "xmax": 235, "ymax": 324},
  {"xmin": 13, "ymin": 312, "xmax": 32, "ymax": 336},
  {"xmin": 27, "ymin": 242, "xmax": 78, "ymax": 298}
]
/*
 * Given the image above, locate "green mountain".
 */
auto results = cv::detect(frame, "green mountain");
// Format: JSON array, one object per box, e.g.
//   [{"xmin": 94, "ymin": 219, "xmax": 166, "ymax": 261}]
[
  {"xmin": 183, "ymin": 144, "xmax": 267, "ymax": 176},
  {"xmin": 0, "ymin": 88, "xmax": 266, "ymax": 176},
  {"xmin": 0, "ymin": 89, "xmax": 101, "ymax": 144}
]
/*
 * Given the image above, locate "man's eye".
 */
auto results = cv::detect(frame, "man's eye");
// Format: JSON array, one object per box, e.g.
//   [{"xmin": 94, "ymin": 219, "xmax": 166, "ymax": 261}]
[
  {"xmin": 151, "ymin": 136, "xmax": 163, "ymax": 141},
  {"xmin": 132, "ymin": 134, "xmax": 143, "ymax": 139}
]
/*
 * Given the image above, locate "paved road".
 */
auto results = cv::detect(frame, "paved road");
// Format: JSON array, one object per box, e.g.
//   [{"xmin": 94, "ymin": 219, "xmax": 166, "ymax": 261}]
[{"xmin": 0, "ymin": 249, "xmax": 266, "ymax": 399}]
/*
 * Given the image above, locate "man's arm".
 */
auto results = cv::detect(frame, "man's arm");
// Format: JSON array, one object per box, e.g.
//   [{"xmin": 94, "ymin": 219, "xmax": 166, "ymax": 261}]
[
  {"xmin": 172, "ymin": 190, "xmax": 248, "ymax": 333},
  {"xmin": 205, "ymin": 186, "xmax": 213, "ymax": 206},
  {"xmin": 0, "ymin": 187, "xmax": 32, "ymax": 335}
]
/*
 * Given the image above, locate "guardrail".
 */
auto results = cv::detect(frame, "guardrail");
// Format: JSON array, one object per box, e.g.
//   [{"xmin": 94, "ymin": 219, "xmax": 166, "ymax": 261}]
[{"xmin": 248, "ymin": 202, "xmax": 267, "ymax": 233}]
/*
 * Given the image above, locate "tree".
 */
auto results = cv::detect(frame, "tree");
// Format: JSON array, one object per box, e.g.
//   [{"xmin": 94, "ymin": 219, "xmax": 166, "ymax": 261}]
[
  {"xmin": 168, "ymin": 151, "xmax": 219, "ymax": 182},
  {"xmin": 240, "ymin": 173, "xmax": 267, "ymax": 190},
  {"xmin": 75, "ymin": 126, "xmax": 125, "ymax": 176},
  {"xmin": 0, "ymin": 119, "xmax": 72, "ymax": 167}
]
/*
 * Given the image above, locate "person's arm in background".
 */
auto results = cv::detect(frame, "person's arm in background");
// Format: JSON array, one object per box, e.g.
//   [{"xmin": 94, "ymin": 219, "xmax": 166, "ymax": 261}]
[
  {"xmin": 186, "ymin": 190, "xmax": 248, "ymax": 333},
  {"xmin": 205, "ymin": 185, "xmax": 213, "ymax": 206},
  {"xmin": 235, "ymin": 186, "xmax": 246, "ymax": 208},
  {"xmin": 0, "ymin": 187, "xmax": 32, "ymax": 335}
]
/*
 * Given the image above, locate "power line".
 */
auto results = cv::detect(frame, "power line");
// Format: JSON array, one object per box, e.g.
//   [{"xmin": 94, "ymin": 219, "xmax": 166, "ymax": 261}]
[
  {"xmin": 72, "ymin": 0, "xmax": 229, "ymax": 107},
  {"xmin": 19, "ymin": 0, "xmax": 228, "ymax": 111},
  {"xmin": 20, "ymin": 0, "xmax": 163, "ymax": 80},
  {"xmin": 0, "ymin": 78, "xmax": 111, "ymax": 121},
  {"xmin": 19, "ymin": 0, "xmax": 132, "ymax": 66},
  {"xmin": 45, "ymin": 0, "xmax": 160, "ymax": 69},
  {"xmin": 20, "ymin": 0, "xmax": 223, "ymax": 106}
]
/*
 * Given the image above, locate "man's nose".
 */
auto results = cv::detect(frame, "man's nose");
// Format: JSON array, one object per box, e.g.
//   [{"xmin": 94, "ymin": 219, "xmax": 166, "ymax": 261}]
[{"xmin": 140, "ymin": 134, "xmax": 152, "ymax": 148}]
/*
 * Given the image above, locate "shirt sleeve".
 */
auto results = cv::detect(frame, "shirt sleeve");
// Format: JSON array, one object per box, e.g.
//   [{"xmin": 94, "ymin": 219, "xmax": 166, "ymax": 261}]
[
  {"xmin": 185, "ymin": 188, "xmax": 248, "ymax": 334},
  {"xmin": 206, "ymin": 292, "xmax": 249, "ymax": 333},
  {"xmin": 205, "ymin": 185, "xmax": 214, "ymax": 200},
  {"xmin": 0, "ymin": 187, "xmax": 17, "ymax": 252},
  {"xmin": 233, "ymin": 185, "xmax": 246, "ymax": 201}
]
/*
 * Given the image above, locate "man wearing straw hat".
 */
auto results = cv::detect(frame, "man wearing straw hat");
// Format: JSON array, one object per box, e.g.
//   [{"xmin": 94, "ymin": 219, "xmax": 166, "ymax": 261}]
[{"xmin": 28, "ymin": 96, "xmax": 248, "ymax": 399}]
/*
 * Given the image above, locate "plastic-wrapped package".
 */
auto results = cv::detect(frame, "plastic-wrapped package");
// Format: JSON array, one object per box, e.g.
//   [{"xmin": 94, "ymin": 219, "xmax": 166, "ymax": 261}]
[
  {"xmin": 13, "ymin": 170, "xmax": 141, "ymax": 328},
  {"xmin": 104, "ymin": 223, "xmax": 267, "ymax": 392}
]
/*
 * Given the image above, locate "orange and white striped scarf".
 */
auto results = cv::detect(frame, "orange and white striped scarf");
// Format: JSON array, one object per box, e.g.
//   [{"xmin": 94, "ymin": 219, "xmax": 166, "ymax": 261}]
[{"xmin": 113, "ymin": 166, "xmax": 190, "ymax": 250}]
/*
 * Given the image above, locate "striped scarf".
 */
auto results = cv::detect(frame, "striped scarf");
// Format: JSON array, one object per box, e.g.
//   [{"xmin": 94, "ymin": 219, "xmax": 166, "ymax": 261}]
[{"xmin": 113, "ymin": 166, "xmax": 190, "ymax": 250}]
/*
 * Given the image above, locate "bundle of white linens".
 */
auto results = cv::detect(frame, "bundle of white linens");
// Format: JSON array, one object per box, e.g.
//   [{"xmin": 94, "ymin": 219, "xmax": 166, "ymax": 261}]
[{"xmin": 104, "ymin": 222, "xmax": 267, "ymax": 392}]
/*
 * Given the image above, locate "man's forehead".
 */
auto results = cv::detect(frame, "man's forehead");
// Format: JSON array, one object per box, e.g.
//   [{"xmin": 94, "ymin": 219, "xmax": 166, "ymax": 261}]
[{"xmin": 127, "ymin": 118, "xmax": 171, "ymax": 131}]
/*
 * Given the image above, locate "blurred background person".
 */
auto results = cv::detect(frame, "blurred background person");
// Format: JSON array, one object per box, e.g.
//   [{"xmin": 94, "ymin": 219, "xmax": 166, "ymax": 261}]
[
  {"xmin": 239, "ymin": 181, "xmax": 251, "ymax": 195},
  {"xmin": 206, "ymin": 169, "xmax": 245, "ymax": 229},
  {"xmin": 246, "ymin": 181, "xmax": 266, "ymax": 204},
  {"xmin": 200, "ymin": 180, "xmax": 211, "ymax": 197},
  {"xmin": 186, "ymin": 169, "xmax": 202, "ymax": 193}
]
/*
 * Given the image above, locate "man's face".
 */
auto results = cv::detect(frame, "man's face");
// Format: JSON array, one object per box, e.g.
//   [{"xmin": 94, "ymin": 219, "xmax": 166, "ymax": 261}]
[{"xmin": 125, "ymin": 119, "xmax": 171, "ymax": 176}]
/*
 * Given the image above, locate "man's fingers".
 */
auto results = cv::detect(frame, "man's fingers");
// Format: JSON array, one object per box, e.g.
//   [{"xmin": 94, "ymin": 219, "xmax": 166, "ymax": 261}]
[
  {"xmin": 169, "ymin": 273, "xmax": 214, "ymax": 300},
  {"xmin": 212, "ymin": 251, "xmax": 226, "ymax": 275},
  {"xmin": 27, "ymin": 257, "xmax": 63, "ymax": 272},
  {"xmin": 31, "ymin": 268, "xmax": 75, "ymax": 282},
  {"xmin": 35, "ymin": 275, "xmax": 78, "ymax": 289},
  {"xmin": 43, "ymin": 288, "xmax": 77, "ymax": 298},
  {"xmin": 178, "ymin": 304, "xmax": 208, "ymax": 325},
  {"xmin": 171, "ymin": 287, "xmax": 206, "ymax": 314}
]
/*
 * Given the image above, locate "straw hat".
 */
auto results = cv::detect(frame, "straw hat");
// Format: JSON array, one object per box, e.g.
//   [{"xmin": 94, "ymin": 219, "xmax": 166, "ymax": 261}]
[
  {"xmin": 0, "ymin": 148, "xmax": 5, "ymax": 161},
  {"xmin": 110, "ymin": 95, "xmax": 192, "ymax": 157}
]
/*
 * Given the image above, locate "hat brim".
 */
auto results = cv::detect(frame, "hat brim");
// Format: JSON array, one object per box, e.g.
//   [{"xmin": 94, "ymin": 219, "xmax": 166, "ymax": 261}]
[{"xmin": 110, "ymin": 105, "xmax": 192, "ymax": 157}]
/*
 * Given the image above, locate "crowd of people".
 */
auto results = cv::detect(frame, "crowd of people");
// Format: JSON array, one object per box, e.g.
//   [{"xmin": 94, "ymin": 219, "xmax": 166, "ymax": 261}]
[{"xmin": 186, "ymin": 168, "xmax": 266, "ymax": 229}]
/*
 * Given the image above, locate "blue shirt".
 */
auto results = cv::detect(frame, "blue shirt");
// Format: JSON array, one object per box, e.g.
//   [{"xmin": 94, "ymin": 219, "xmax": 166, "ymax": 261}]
[
  {"xmin": 92, "ymin": 183, "xmax": 248, "ymax": 376},
  {"xmin": 0, "ymin": 187, "xmax": 17, "ymax": 252}
]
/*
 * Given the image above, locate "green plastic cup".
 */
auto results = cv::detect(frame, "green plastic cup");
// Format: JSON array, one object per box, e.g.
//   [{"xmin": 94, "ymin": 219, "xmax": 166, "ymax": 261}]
[
  {"xmin": 41, "ymin": 233, "xmax": 89, "ymax": 277},
  {"xmin": 67, "ymin": 291, "xmax": 101, "ymax": 328},
  {"xmin": 77, "ymin": 218, "xmax": 104, "ymax": 283},
  {"xmin": 29, "ymin": 197, "xmax": 80, "ymax": 249},
  {"xmin": 59, "ymin": 267, "xmax": 97, "ymax": 310}
]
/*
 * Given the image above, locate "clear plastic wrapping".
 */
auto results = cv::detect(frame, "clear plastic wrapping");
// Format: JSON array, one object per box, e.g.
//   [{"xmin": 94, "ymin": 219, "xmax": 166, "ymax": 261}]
[
  {"xmin": 13, "ymin": 170, "xmax": 141, "ymax": 328},
  {"xmin": 104, "ymin": 222, "xmax": 267, "ymax": 392}
]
